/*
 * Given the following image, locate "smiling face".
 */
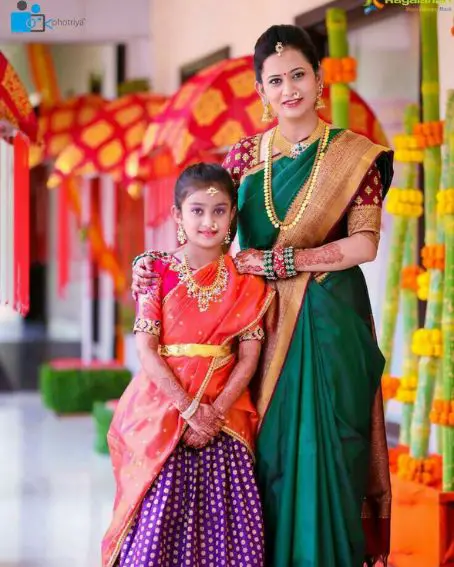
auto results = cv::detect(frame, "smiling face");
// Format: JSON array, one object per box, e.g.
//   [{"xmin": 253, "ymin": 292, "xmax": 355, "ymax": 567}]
[
  {"xmin": 173, "ymin": 185, "xmax": 235, "ymax": 251},
  {"xmin": 256, "ymin": 47, "xmax": 321, "ymax": 123}
]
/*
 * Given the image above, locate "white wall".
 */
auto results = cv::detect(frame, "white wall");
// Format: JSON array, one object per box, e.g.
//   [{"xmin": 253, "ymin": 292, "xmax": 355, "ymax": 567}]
[{"xmin": 150, "ymin": 0, "xmax": 330, "ymax": 93}]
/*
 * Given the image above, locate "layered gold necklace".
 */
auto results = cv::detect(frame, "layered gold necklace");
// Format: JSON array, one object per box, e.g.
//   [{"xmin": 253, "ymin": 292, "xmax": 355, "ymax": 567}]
[
  {"xmin": 274, "ymin": 118, "xmax": 326, "ymax": 159},
  {"xmin": 179, "ymin": 254, "xmax": 229, "ymax": 312},
  {"xmin": 264, "ymin": 121, "xmax": 330, "ymax": 231}
]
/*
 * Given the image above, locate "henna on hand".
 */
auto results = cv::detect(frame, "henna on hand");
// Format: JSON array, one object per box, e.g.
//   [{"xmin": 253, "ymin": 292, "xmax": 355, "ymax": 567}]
[
  {"xmin": 187, "ymin": 403, "xmax": 224, "ymax": 438},
  {"xmin": 233, "ymin": 249, "xmax": 265, "ymax": 275},
  {"xmin": 295, "ymin": 242, "xmax": 344, "ymax": 270},
  {"xmin": 183, "ymin": 429, "xmax": 212, "ymax": 449}
]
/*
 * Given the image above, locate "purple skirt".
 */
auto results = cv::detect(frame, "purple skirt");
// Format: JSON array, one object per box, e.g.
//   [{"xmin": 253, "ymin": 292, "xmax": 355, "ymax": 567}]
[{"xmin": 118, "ymin": 432, "xmax": 264, "ymax": 567}]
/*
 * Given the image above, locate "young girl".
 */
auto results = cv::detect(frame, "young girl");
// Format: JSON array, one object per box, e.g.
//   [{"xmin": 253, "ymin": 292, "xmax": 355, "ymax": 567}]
[{"xmin": 102, "ymin": 163, "xmax": 275, "ymax": 567}]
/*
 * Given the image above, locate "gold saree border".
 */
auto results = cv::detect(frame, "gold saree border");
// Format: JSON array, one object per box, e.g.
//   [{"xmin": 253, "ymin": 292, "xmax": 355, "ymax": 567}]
[{"xmin": 255, "ymin": 130, "xmax": 392, "ymax": 426}]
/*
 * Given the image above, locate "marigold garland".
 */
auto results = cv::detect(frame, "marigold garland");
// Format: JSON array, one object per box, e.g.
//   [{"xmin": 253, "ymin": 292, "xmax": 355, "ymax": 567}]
[
  {"xmin": 393, "ymin": 134, "xmax": 424, "ymax": 162},
  {"xmin": 416, "ymin": 270, "xmax": 430, "ymax": 301},
  {"xmin": 421, "ymin": 244, "xmax": 445, "ymax": 270},
  {"xmin": 397, "ymin": 453, "xmax": 442, "ymax": 486},
  {"xmin": 382, "ymin": 374, "xmax": 400, "ymax": 401},
  {"xmin": 395, "ymin": 375, "xmax": 418, "ymax": 403},
  {"xmin": 412, "ymin": 328, "xmax": 443, "ymax": 357},
  {"xmin": 385, "ymin": 188, "xmax": 424, "ymax": 217},
  {"xmin": 430, "ymin": 399, "xmax": 454, "ymax": 426},
  {"xmin": 401, "ymin": 265, "xmax": 424, "ymax": 293},
  {"xmin": 437, "ymin": 188, "xmax": 454, "ymax": 216},
  {"xmin": 321, "ymin": 56, "xmax": 357, "ymax": 84},
  {"xmin": 413, "ymin": 120, "xmax": 444, "ymax": 148}
]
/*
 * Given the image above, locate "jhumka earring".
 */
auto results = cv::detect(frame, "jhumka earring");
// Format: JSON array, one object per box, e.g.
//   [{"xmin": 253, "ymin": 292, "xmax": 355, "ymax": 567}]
[
  {"xmin": 224, "ymin": 226, "xmax": 232, "ymax": 245},
  {"xmin": 315, "ymin": 84, "xmax": 325, "ymax": 110},
  {"xmin": 261, "ymin": 99, "xmax": 273, "ymax": 123},
  {"xmin": 177, "ymin": 221, "xmax": 187, "ymax": 245}
]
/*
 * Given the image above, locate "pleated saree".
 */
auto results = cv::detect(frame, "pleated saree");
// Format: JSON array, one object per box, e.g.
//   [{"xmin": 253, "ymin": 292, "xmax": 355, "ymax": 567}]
[{"xmin": 223, "ymin": 127, "xmax": 394, "ymax": 567}]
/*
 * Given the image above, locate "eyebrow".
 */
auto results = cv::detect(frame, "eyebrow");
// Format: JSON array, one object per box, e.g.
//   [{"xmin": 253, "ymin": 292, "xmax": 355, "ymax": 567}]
[{"xmin": 267, "ymin": 66, "xmax": 306, "ymax": 79}]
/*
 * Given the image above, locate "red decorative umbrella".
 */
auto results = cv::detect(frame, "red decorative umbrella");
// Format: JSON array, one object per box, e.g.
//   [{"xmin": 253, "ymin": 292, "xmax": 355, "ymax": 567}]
[
  {"xmin": 0, "ymin": 52, "xmax": 37, "ymax": 141},
  {"xmin": 142, "ymin": 56, "xmax": 267, "ymax": 165},
  {"xmin": 0, "ymin": 51, "xmax": 36, "ymax": 315},
  {"xmin": 30, "ymin": 94, "xmax": 106, "ymax": 167},
  {"xmin": 48, "ymin": 92, "xmax": 167, "ymax": 188}
]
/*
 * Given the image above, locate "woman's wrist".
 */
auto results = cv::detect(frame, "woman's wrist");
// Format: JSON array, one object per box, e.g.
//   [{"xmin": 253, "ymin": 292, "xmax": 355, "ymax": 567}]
[
  {"xmin": 174, "ymin": 393, "xmax": 193, "ymax": 415},
  {"xmin": 272, "ymin": 246, "xmax": 298, "ymax": 279},
  {"xmin": 263, "ymin": 249, "xmax": 278, "ymax": 280},
  {"xmin": 180, "ymin": 398, "xmax": 200, "ymax": 420}
]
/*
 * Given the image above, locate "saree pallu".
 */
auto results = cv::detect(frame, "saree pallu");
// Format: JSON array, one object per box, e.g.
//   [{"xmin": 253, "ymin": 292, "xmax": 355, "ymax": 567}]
[
  {"xmin": 102, "ymin": 255, "xmax": 275, "ymax": 567},
  {"xmin": 237, "ymin": 129, "xmax": 394, "ymax": 567}
]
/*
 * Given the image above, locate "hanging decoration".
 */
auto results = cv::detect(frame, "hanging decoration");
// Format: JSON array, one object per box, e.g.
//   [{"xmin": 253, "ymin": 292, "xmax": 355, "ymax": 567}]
[{"xmin": 0, "ymin": 52, "xmax": 37, "ymax": 316}]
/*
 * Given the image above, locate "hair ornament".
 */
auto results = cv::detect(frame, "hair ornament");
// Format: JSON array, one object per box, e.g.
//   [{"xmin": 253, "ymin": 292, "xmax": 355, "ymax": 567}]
[
  {"xmin": 275, "ymin": 42, "xmax": 284, "ymax": 56},
  {"xmin": 206, "ymin": 186, "xmax": 219, "ymax": 196}
]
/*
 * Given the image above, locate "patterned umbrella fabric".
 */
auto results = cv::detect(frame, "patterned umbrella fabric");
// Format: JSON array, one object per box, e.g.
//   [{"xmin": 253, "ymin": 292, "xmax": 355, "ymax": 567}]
[
  {"xmin": 142, "ymin": 56, "xmax": 267, "ymax": 165},
  {"xmin": 30, "ymin": 94, "xmax": 106, "ymax": 167},
  {"xmin": 48, "ymin": 92, "xmax": 167, "ymax": 188},
  {"xmin": 0, "ymin": 51, "xmax": 37, "ymax": 141}
]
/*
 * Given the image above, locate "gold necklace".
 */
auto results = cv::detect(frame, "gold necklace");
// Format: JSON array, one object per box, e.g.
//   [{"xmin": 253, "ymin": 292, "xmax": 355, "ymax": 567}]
[
  {"xmin": 274, "ymin": 118, "xmax": 325, "ymax": 159},
  {"xmin": 264, "ymin": 123, "xmax": 330, "ymax": 231},
  {"xmin": 179, "ymin": 254, "xmax": 229, "ymax": 312}
]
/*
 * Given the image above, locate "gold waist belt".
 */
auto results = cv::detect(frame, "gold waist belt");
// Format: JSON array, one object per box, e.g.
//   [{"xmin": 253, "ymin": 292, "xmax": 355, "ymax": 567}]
[{"xmin": 158, "ymin": 344, "xmax": 232, "ymax": 358}]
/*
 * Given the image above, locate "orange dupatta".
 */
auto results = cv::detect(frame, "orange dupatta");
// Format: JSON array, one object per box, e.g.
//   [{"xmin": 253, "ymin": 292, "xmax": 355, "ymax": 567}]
[{"xmin": 102, "ymin": 254, "xmax": 274, "ymax": 567}]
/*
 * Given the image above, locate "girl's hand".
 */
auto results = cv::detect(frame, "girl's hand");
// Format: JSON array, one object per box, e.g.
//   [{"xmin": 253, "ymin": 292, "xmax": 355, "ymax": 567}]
[
  {"xmin": 233, "ymin": 249, "xmax": 265, "ymax": 276},
  {"xmin": 186, "ymin": 403, "xmax": 225, "ymax": 438},
  {"xmin": 182, "ymin": 429, "xmax": 212, "ymax": 449},
  {"xmin": 131, "ymin": 255, "xmax": 160, "ymax": 298}
]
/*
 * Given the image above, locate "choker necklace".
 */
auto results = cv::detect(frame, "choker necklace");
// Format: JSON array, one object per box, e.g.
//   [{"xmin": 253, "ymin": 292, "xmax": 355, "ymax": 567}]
[
  {"xmin": 264, "ymin": 122, "xmax": 330, "ymax": 231},
  {"xmin": 179, "ymin": 254, "xmax": 229, "ymax": 312},
  {"xmin": 274, "ymin": 118, "xmax": 326, "ymax": 159}
]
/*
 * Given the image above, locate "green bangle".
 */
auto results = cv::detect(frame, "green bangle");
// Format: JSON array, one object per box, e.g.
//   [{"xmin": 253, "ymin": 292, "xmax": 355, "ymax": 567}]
[
  {"xmin": 264, "ymin": 249, "xmax": 277, "ymax": 280},
  {"xmin": 283, "ymin": 247, "xmax": 297, "ymax": 277},
  {"xmin": 132, "ymin": 253, "xmax": 147, "ymax": 267}
]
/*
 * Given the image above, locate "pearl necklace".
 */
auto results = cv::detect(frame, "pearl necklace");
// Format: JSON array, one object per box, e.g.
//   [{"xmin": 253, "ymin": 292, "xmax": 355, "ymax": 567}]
[
  {"xmin": 179, "ymin": 254, "xmax": 229, "ymax": 312},
  {"xmin": 263, "ymin": 122, "xmax": 330, "ymax": 231}
]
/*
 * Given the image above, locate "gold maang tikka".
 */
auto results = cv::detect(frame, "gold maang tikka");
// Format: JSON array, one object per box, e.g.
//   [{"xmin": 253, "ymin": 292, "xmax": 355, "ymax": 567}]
[
  {"xmin": 206, "ymin": 186, "xmax": 219, "ymax": 196},
  {"xmin": 275, "ymin": 42, "xmax": 284, "ymax": 56}
]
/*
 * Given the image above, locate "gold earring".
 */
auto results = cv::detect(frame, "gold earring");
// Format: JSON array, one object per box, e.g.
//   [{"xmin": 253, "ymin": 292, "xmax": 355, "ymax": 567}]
[
  {"xmin": 261, "ymin": 100, "xmax": 273, "ymax": 123},
  {"xmin": 315, "ymin": 85, "xmax": 325, "ymax": 110},
  {"xmin": 224, "ymin": 227, "xmax": 232, "ymax": 245},
  {"xmin": 177, "ymin": 222, "xmax": 187, "ymax": 244}
]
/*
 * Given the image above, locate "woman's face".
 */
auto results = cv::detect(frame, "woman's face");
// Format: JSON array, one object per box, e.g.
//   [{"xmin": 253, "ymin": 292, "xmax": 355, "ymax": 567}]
[
  {"xmin": 173, "ymin": 185, "xmax": 235, "ymax": 250},
  {"xmin": 256, "ymin": 47, "xmax": 321, "ymax": 122}
]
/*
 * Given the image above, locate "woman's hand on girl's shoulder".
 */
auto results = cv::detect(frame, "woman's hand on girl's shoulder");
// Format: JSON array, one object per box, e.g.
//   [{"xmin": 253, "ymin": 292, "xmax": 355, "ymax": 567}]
[
  {"xmin": 131, "ymin": 253, "xmax": 161, "ymax": 298},
  {"xmin": 233, "ymin": 249, "xmax": 265, "ymax": 276}
]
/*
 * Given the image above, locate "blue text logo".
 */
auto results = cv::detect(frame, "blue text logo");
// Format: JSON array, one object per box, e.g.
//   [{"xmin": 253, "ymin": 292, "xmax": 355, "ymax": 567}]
[{"xmin": 10, "ymin": 1, "xmax": 54, "ymax": 33}]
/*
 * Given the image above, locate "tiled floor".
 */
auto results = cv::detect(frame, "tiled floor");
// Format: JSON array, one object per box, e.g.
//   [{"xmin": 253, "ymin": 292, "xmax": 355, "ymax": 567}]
[{"xmin": 0, "ymin": 392, "xmax": 115, "ymax": 567}]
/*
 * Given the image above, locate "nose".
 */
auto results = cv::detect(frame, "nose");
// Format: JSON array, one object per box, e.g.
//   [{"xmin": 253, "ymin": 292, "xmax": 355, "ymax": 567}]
[
  {"xmin": 201, "ymin": 213, "xmax": 217, "ymax": 229},
  {"xmin": 281, "ymin": 75, "xmax": 295, "ymax": 97}
]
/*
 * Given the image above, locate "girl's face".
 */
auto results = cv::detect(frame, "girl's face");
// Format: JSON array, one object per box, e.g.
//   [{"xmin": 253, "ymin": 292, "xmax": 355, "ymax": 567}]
[
  {"xmin": 173, "ymin": 184, "xmax": 235, "ymax": 250},
  {"xmin": 256, "ymin": 47, "xmax": 321, "ymax": 123}
]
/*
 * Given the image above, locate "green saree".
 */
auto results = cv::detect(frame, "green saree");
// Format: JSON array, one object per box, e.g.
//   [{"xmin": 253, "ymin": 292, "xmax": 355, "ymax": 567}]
[{"xmin": 235, "ymin": 129, "xmax": 394, "ymax": 567}]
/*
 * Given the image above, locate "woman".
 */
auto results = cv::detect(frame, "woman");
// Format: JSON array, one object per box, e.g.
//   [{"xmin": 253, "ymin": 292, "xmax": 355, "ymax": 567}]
[
  {"xmin": 133, "ymin": 25, "xmax": 393, "ymax": 567},
  {"xmin": 103, "ymin": 164, "xmax": 274, "ymax": 567}
]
